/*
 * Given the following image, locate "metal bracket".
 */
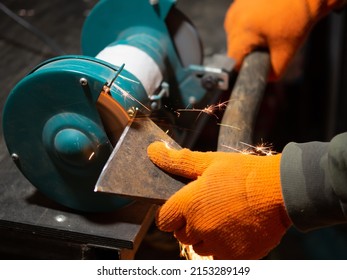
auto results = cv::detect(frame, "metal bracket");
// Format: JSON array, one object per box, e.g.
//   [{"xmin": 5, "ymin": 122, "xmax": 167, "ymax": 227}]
[
  {"xmin": 149, "ymin": 81, "xmax": 169, "ymax": 110},
  {"xmin": 189, "ymin": 55, "xmax": 235, "ymax": 91}
]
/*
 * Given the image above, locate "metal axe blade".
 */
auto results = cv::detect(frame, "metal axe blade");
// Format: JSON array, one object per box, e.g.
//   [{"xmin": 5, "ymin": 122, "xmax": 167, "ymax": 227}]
[{"xmin": 95, "ymin": 116, "xmax": 185, "ymax": 205}]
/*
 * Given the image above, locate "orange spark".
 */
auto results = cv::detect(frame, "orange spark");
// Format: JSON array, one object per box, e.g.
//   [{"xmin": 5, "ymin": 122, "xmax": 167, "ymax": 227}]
[
  {"xmin": 239, "ymin": 141, "xmax": 277, "ymax": 156},
  {"xmin": 113, "ymin": 83, "xmax": 151, "ymax": 112},
  {"xmin": 214, "ymin": 100, "xmax": 229, "ymax": 111},
  {"xmin": 220, "ymin": 140, "xmax": 277, "ymax": 156},
  {"xmin": 88, "ymin": 152, "xmax": 95, "ymax": 160},
  {"xmin": 176, "ymin": 100, "xmax": 230, "ymax": 120}
]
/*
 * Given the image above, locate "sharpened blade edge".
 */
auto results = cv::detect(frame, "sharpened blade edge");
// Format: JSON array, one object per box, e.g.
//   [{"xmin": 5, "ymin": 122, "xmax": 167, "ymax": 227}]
[{"xmin": 94, "ymin": 117, "xmax": 134, "ymax": 192}]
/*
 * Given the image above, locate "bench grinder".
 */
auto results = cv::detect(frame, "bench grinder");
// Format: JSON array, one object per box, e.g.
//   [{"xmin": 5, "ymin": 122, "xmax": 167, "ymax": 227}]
[{"xmin": 2, "ymin": 0, "xmax": 232, "ymax": 212}]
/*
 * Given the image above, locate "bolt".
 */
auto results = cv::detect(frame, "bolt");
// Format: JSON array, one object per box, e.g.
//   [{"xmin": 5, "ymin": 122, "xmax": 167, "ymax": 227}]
[
  {"xmin": 151, "ymin": 101, "xmax": 159, "ymax": 111},
  {"xmin": 127, "ymin": 107, "xmax": 136, "ymax": 117},
  {"xmin": 79, "ymin": 77, "xmax": 88, "ymax": 86},
  {"xmin": 201, "ymin": 75, "xmax": 218, "ymax": 90},
  {"xmin": 11, "ymin": 153, "xmax": 19, "ymax": 161},
  {"xmin": 55, "ymin": 214, "xmax": 67, "ymax": 223}
]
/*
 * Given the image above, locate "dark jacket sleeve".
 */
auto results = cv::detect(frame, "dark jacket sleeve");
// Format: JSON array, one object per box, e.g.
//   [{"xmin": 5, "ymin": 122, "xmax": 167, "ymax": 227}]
[{"xmin": 280, "ymin": 132, "xmax": 347, "ymax": 232}]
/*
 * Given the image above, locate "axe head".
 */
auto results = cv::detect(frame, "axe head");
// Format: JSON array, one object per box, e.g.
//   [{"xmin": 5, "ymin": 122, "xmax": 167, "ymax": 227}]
[{"xmin": 95, "ymin": 115, "xmax": 185, "ymax": 205}]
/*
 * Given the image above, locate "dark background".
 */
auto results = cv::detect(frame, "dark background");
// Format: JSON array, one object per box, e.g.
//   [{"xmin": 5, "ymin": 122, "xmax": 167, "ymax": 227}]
[{"xmin": 1, "ymin": 0, "xmax": 347, "ymax": 259}]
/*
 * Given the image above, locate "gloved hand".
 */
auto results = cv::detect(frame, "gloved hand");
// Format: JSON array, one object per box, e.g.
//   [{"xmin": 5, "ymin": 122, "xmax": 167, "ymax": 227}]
[
  {"xmin": 147, "ymin": 142, "xmax": 292, "ymax": 259},
  {"xmin": 225, "ymin": 0, "xmax": 342, "ymax": 80}
]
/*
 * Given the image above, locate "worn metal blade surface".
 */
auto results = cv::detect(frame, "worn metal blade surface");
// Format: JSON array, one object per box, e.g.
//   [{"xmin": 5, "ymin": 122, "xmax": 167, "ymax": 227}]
[{"xmin": 95, "ymin": 116, "xmax": 185, "ymax": 204}]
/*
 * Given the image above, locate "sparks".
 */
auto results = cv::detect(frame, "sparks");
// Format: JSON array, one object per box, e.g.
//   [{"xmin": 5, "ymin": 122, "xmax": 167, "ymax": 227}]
[
  {"xmin": 88, "ymin": 152, "xmax": 95, "ymax": 160},
  {"xmin": 239, "ymin": 141, "xmax": 277, "ymax": 156},
  {"xmin": 214, "ymin": 100, "xmax": 230, "ymax": 111},
  {"xmin": 179, "ymin": 243, "xmax": 213, "ymax": 260},
  {"xmin": 102, "ymin": 83, "xmax": 151, "ymax": 113},
  {"xmin": 176, "ymin": 100, "xmax": 230, "ymax": 120},
  {"xmin": 201, "ymin": 104, "xmax": 219, "ymax": 119},
  {"xmin": 221, "ymin": 141, "xmax": 277, "ymax": 156},
  {"xmin": 113, "ymin": 83, "xmax": 151, "ymax": 112},
  {"xmin": 159, "ymin": 139, "xmax": 175, "ymax": 150}
]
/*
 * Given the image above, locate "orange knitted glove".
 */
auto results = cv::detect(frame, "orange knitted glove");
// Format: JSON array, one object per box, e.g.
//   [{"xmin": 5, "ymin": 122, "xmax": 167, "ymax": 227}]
[
  {"xmin": 225, "ymin": 0, "xmax": 342, "ymax": 80},
  {"xmin": 147, "ymin": 142, "xmax": 292, "ymax": 259}
]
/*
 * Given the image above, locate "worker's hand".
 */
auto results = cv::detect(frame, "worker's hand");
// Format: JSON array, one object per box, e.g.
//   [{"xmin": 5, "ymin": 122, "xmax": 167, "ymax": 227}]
[
  {"xmin": 225, "ymin": 0, "xmax": 341, "ymax": 80},
  {"xmin": 147, "ymin": 142, "xmax": 292, "ymax": 259}
]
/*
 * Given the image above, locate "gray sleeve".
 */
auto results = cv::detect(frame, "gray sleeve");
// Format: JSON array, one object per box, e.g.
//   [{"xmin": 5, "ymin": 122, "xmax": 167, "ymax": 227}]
[{"xmin": 280, "ymin": 132, "xmax": 347, "ymax": 232}]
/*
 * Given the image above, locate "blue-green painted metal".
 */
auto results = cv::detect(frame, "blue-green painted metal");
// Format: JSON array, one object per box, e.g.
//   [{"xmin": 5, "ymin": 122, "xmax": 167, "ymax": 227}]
[
  {"xmin": 2, "ymin": 0, "xmax": 210, "ymax": 212},
  {"xmin": 31, "ymin": 55, "xmax": 148, "ymax": 112},
  {"xmin": 81, "ymin": 0, "xmax": 206, "ymax": 106},
  {"xmin": 2, "ymin": 56, "xmax": 138, "ymax": 212},
  {"xmin": 81, "ymin": 0, "xmax": 176, "ymax": 57}
]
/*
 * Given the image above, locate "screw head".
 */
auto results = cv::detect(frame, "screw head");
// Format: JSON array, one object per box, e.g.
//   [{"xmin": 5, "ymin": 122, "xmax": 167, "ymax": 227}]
[
  {"xmin": 151, "ymin": 101, "xmax": 159, "ymax": 110},
  {"xmin": 127, "ymin": 107, "xmax": 138, "ymax": 117},
  {"xmin": 11, "ymin": 153, "xmax": 19, "ymax": 161},
  {"xmin": 79, "ymin": 77, "xmax": 88, "ymax": 86},
  {"xmin": 202, "ymin": 75, "xmax": 218, "ymax": 90},
  {"xmin": 55, "ymin": 214, "xmax": 67, "ymax": 223}
]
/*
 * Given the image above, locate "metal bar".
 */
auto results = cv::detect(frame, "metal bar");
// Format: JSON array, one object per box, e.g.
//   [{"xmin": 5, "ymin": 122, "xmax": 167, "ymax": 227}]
[{"xmin": 217, "ymin": 51, "xmax": 270, "ymax": 150}]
